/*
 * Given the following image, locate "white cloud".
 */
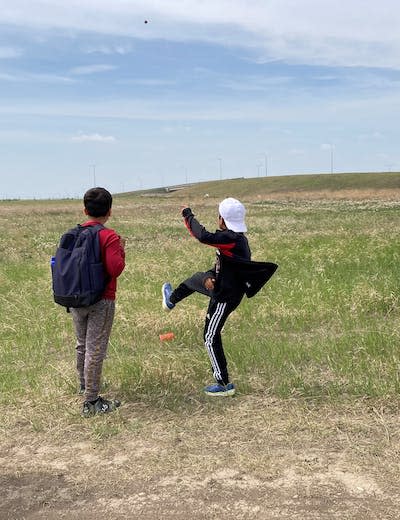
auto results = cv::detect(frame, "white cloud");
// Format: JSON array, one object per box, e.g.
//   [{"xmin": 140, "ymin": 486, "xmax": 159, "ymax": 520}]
[
  {"xmin": 321, "ymin": 143, "xmax": 334, "ymax": 151},
  {"xmin": 70, "ymin": 64, "xmax": 116, "ymax": 75},
  {"xmin": 71, "ymin": 133, "xmax": 116, "ymax": 143},
  {"xmin": 0, "ymin": 46, "xmax": 23, "ymax": 58},
  {"xmin": 0, "ymin": 73, "xmax": 19, "ymax": 81},
  {"xmin": 289, "ymin": 148, "xmax": 306, "ymax": 156},
  {"xmin": 219, "ymin": 75, "xmax": 293, "ymax": 91},
  {"xmin": 117, "ymin": 78, "xmax": 176, "ymax": 87},
  {"xmin": 0, "ymin": 72, "xmax": 75, "ymax": 83},
  {"xmin": 1, "ymin": 89, "xmax": 398, "ymax": 127},
  {"xmin": 358, "ymin": 131, "xmax": 384, "ymax": 141},
  {"xmin": 1, "ymin": 1, "xmax": 400, "ymax": 69},
  {"xmin": 312, "ymin": 75, "xmax": 339, "ymax": 82},
  {"xmin": 84, "ymin": 44, "xmax": 133, "ymax": 55}
]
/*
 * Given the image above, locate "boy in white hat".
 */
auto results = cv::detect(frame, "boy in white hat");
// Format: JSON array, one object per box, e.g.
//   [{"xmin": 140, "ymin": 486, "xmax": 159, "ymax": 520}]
[{"xmin": 162, "ymin": 197, "xmax": 277, "ymax": 396}]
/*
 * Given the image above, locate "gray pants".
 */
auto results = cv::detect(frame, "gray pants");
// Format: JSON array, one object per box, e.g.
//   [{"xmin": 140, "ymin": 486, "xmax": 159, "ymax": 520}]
[{"xmin": 71, "ymin": 299, "xmax": 115, "ymax": 402}]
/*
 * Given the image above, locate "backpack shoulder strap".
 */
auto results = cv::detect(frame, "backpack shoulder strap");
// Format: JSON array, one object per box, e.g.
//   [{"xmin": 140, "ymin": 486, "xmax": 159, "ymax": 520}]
[{"xmin": 82, "ymin": 223, "xmax": 105, "ymax": 233}]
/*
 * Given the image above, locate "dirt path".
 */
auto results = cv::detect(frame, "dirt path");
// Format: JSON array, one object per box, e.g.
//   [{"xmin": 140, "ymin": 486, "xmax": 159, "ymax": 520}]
[{"xmin": 2, "ymin": 396, "xmax": 400, "ymax": 519}]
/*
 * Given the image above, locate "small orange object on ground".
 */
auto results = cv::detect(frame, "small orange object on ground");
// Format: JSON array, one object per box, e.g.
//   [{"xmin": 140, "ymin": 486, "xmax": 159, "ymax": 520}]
[{"xmin": 159, "ymin": 332, "xmax": 175, "ymax": 341}]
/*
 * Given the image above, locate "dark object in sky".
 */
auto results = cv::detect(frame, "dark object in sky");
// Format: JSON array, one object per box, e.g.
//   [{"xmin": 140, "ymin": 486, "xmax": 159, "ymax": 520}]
[{"xmin": 144, "ymin": 20, "xmax": 148, "ymax": 24}]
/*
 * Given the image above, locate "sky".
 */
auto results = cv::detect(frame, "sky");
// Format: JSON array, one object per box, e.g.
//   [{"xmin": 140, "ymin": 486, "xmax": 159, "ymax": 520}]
[{"xmin": 0, "ymin": 0, "xmax": 400, "ymax": 198}]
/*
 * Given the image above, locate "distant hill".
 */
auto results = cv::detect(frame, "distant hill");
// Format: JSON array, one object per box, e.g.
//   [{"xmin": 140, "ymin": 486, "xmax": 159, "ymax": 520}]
[{"xmin": 117, "ymin": 172, "xmax": 400, "ymax": 202}]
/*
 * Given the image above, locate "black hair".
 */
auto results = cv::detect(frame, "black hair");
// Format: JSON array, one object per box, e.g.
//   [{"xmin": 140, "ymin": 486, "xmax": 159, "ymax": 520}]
[{"xmin": 83, "ymin": 187, "xmax": 112, "ymax": 217}]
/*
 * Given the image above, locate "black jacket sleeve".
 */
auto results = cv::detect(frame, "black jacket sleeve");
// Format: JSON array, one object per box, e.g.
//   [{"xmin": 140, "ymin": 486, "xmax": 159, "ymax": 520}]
[{"xmin": 182, "ymin": 207, "xmax": 237, "ymax": 247}]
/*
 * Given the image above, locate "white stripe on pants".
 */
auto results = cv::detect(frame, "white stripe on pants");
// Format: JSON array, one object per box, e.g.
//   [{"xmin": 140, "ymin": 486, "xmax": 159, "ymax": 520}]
[{"xmin": 204, "ymin": 302, "xmax": 227, "ymax": 382}]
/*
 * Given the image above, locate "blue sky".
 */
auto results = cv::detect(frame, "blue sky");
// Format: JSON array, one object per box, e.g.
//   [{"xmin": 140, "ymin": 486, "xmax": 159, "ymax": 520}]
[{"xmin": 0, "ymin": 0, "xmax": 399, "ymax": 198}]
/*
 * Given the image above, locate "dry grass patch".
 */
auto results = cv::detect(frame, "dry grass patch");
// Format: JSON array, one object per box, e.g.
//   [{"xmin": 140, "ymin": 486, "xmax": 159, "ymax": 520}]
[{"xmin": 1, "ymin": 396, "xmax": 400, "ymax": 519}]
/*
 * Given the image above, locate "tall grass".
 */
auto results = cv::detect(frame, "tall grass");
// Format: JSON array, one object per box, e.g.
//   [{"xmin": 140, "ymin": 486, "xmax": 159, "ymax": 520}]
[{"xmin": 0, "ymin": 191, "xmax": 399, "ymax": 419}]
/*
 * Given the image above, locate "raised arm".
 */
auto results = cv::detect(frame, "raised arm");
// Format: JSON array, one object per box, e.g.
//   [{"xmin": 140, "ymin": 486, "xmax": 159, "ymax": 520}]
[{"xmin": 181, "ymin": 207, "xmax": 235, "ymax": 248}]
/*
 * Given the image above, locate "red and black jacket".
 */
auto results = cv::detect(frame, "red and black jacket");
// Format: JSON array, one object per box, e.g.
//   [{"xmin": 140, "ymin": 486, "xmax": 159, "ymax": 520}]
[
  {"xmin": 182, "ymin": 207, "xmax": 251, "ymax": 301},
  {"xmin": 182, "ymin": 207, "xmax": 278, "ymax": 302},
  {"xmin": 182, "ymin": 208, "xmax": 251, "ymax": 260}
]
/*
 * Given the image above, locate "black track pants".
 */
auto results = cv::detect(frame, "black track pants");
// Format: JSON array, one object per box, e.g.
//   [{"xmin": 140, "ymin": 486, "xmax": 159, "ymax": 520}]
[
  {"xmin": 203, "ymin": 297, "xmax": 242, "ymax": 386},
  {"xmin": 171, "ymin": 272, "xmax": 242, "ymax": 385}
]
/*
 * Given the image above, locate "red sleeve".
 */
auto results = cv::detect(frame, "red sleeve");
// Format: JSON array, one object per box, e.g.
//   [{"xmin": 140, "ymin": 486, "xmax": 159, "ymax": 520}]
[{"xmin": 99, "ymin": 228, "xmax": 125, "ymax": 278}]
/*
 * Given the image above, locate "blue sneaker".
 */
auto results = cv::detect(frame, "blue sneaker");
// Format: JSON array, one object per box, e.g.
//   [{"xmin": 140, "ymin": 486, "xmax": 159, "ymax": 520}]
[
  {"xmin": 162, "ymin": 282, "xmax": 175, "ymax": 311},
  {"xmin": 204, "ymin": 383, "xmax": 235, "ymax": 396}
]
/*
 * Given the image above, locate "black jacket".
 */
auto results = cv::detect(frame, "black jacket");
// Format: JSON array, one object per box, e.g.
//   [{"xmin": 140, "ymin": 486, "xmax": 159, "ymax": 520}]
[
  {"xmin": 217, "ymin": 252, "xmax": 278, "ymax": 300},
  {"xmin": 182, "ymin": 208, "xmax": 277, "ymax": 301}
]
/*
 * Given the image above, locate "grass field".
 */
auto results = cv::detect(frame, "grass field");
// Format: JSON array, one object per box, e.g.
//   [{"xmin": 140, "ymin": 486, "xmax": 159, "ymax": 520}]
[
  {"xmin": 2, "ymin": 172, "xmax": 400, "ymax": 409},
  {"xmin": 1, "ymin": 172, "xmax": 400, "ymax": 518}
]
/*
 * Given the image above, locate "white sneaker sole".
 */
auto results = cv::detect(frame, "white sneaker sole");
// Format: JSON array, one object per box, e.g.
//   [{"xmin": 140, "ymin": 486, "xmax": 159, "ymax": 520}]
[{"xmin": 204, "ymin": 388, "xmax": 235, "ymax": 397}]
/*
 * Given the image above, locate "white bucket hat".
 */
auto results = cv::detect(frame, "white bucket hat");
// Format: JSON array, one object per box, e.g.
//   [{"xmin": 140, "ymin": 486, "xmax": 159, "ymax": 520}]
[{"xmin": 219, "ymin": 197, "xmax": 247, "ymax": 233}]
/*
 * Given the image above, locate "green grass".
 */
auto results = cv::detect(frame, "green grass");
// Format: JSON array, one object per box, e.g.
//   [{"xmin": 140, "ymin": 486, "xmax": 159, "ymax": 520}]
[
  {"xmin": 122, "ymin": 171, "xmax": 400, "ymax": 199},
  {"xmin": 1, "ymin": 173, "xmax": 400, "ymax": 422}
]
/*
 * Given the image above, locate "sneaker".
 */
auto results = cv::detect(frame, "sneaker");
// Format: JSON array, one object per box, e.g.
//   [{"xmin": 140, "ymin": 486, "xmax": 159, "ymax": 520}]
[
  {"xmin": 162, "ymin": 282, "xmax": 175, "ymax": 311},
  {"xmin": 82, "ymin": 396, "xmax": 121, "ymax": 417},
  {"xmin": 204, "ymin": 383, "xmax": 235, "ymax": 397},
  {"xmin": 78, "ymin": 384, "xmax": 85, "ymax": 395}
]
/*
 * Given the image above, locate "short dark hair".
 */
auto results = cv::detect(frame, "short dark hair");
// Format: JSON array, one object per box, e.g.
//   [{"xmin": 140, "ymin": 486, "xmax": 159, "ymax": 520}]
[{"xmin": 84, "ymin": 187, "xmax": 112, "ymax": 217}]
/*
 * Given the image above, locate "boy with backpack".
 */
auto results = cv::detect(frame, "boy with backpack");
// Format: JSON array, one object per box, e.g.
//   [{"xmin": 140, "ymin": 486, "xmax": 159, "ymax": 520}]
[
  {"xmin": 162, "ymin": 198, "xmax": 277, "ymax": 397},
  {"xmin": 52, "ymin": 187, "xmax": 125, "ymax": 417}
]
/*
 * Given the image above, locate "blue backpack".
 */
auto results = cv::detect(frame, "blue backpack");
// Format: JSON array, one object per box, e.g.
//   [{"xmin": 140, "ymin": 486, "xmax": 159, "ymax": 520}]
[{"xmin": 51, "ymin": 224, "xmax": 107, "ymax": 309}]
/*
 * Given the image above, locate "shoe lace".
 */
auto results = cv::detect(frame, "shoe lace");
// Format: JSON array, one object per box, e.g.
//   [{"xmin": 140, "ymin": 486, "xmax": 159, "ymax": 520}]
[{"xmin": 97, "ymin": 396, "xmax": 110, "ymax": 411}]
